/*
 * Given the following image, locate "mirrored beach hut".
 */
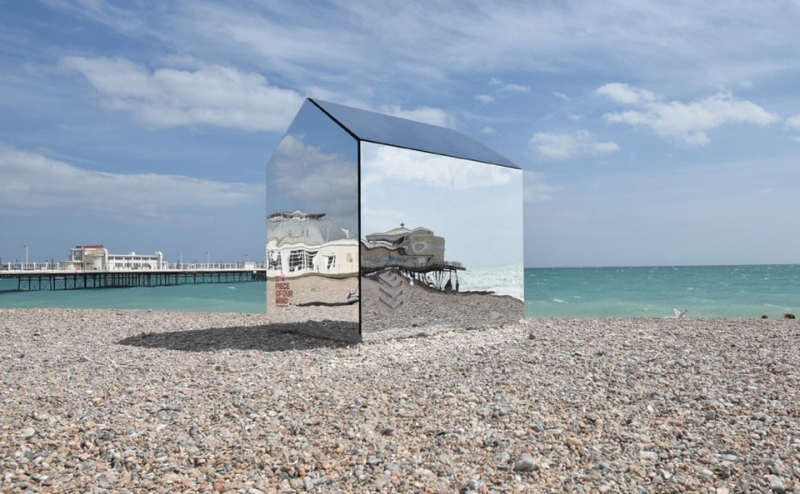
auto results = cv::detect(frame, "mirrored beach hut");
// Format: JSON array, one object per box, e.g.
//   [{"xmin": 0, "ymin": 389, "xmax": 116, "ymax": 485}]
[{"xmin": 266, "ymin": 99, "xmax": 523, "ymax": 342}]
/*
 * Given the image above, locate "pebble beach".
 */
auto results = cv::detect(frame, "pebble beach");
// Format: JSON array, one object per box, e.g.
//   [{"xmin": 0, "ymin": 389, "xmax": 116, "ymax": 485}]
[{"xmin": 2, "ymin": 309, "xmax": 799, "ymax": 493}]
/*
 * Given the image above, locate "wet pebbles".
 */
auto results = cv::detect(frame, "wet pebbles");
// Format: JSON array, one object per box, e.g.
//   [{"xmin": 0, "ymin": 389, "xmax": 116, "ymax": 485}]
[{"xmin": 2, "ymin": 309, "xmax": 799, "ymax": 492}]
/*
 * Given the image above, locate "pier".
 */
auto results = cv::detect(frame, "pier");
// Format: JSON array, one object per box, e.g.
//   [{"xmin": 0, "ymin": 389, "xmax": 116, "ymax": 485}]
[{"xmin": 0, "ymin": 264, "xmax": 267, "ymax": 291}]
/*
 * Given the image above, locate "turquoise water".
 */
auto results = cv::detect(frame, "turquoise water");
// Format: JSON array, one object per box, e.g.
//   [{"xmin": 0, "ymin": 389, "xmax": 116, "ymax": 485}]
[
  {"xmin": 0, "ymin": 279, "xmax": 268, "ymax": 313},
  {"xmin": 2, "ymin": 264, "xmax": 798, "ymax": 318},
  {"xmin": 525, "ymin": 264, "xmax": 800, "ymax": 318}
]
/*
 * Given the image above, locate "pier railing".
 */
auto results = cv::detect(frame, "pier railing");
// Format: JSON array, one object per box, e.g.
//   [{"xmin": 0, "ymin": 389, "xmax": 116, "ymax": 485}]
[
  {"xmin": 0, "ymin": 262, "xmax": 61, "ymax": 271},
  {"xmin": 0, "ymin": 262, "xmax": 266, "ymax": 272},
  {"xmin": 0, "ymin": 264, "xmax": 268, "ymax": 291}
]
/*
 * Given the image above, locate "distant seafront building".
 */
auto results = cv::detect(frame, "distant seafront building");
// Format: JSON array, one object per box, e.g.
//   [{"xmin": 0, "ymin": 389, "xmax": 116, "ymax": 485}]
[
  {"xmin": 266, "ymin": 210, "xmax": 358, "ymax": 278},
  {"xmin": 59, "ymin": 245, "xmax": 165, "ymax": 271}
]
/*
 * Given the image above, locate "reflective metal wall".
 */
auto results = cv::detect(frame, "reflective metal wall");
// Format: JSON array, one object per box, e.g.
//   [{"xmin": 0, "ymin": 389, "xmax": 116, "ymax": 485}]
[
  {"xmin": 266, "ymin": 98, "xmax": 524, "ymax": 341},
  {"xmin": 359, "ymin": 143, "xmax": 524, "ymax": 334},
  {"xmin": 265, "ymin": 100, "xmax": 360, "ymax": 342}
]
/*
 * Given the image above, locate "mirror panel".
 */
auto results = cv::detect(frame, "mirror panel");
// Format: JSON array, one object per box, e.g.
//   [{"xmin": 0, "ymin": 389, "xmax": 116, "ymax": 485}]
[
  {"xmin": 360, "ymin": 142, "xmax": 523, "ymax": 335},
  {"xmin": 313, "ymin": 98, "xmax": 516, "ymax": 168},
  {"xmin": 266, "ymin": 100, "xmax": 360, "ymax": 341}
]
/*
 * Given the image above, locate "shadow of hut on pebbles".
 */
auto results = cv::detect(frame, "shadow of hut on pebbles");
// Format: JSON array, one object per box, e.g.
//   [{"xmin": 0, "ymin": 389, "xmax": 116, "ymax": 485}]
[{"xmin": 117, "ymin": 321, "xmax": 360, "ymax": 353}]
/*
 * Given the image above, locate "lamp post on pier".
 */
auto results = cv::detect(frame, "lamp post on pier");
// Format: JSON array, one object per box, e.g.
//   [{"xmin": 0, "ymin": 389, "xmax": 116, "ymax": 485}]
[
  {"xmin": 179, "ymin": 252, "xmax": 183, "ymax": 268},
  {"xmin": 206, "ymin": 251, "xmax": 210, "ymax": 268},
  {"xmin": 24, "ymin": 245, "xmax": 28, "ymax": 268}
]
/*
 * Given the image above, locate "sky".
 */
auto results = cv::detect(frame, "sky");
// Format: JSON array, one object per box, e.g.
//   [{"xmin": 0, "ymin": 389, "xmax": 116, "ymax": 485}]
[{"xmin": 2, "ymin": 0, "xmax": 800, "ymax": 268}]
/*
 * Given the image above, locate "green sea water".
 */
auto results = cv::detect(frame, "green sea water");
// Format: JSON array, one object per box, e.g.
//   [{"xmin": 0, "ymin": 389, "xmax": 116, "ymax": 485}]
[{"xmin": 1, "ymin": 264, "xmax": 798, "ymax": 318}]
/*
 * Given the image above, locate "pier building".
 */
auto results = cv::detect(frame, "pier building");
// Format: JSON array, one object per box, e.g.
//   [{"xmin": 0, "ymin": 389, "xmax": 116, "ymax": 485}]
[{"xmin": 60, "ymin": 245, "xmax": 165, "ymax": 271}]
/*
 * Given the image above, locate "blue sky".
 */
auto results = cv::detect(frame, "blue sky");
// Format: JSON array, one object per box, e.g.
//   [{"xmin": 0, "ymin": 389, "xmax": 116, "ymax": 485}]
[{"xmin": 2, "ymin": 0, "xmax": 800, "ymax": 267}]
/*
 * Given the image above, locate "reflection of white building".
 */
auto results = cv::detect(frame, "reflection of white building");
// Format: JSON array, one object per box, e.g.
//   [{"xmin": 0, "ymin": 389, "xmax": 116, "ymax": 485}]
[
  {"xmin": 59, "ymin": 245, "xmax": 165, "ymax": 271},
  {"xmin": 267, "ymin": 210, "xmax": 358, "ymax": 278},
  {"xmin": 361, "ymin": 223, "xmax": 451, "ymax": 270}
]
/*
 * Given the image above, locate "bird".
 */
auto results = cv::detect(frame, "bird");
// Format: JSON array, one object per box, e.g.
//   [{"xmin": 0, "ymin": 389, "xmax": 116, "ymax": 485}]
[{"xmin": 673, "ymin": 308, "xmax": 687, "ymax": 319}]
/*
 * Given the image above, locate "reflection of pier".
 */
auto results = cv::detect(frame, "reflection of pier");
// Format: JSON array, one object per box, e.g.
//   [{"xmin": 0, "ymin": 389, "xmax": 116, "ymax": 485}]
[
  {"xmin": 361, "ymin": 224, "xmax": 465, "ymax": 292},
  {"xmin": 362, "ymin": 262, "xmax": 465, "ymax": 292},
  {"xmin": 0, "ymin": 267, "xmax": 267, "ymax": 291}
]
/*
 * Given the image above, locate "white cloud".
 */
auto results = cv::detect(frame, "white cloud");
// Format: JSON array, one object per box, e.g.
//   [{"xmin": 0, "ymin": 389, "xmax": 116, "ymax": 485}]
[
  {"xmin": 41, "ymin": 1, "xmax": 800, "ymax": 94},
  {"xmin": 475, "ymin": 94, "xmax": 495, "ymax": 104},
  {"xmin": 499, "ymin": 83, "xmax": 530, "ymax": 93},
  {"xmin": 597, "ymin": 83, "xmax": 780, "ymax": 146},
  {"xmin": 378, "ymin": 104, "xmax": 457, "ymax": 128},
  {"xmin": 525, "ymin": 171, "xmax": 561, "ymax": 202},
  {"xmin": 553, "ymin": 92, "xmax": 569, "ymax": 101},
  {"xmin": 785, "ymin": 115, "xmax": 800, "ymax": 130},
  {"xmin": 596, "ymin": 83, "xmax": 658, "ymax": 105},
  {"xmin": 178, "ymin": 1, "xmax": 365, "ymax": 83},
  {"xmin": 481, "ymin": 126, "xmax": 495, "ymax": 134},
  {"xmin": 489, "ymin": 77, "xmax": 530, "ymax": 94},
  {"xmin": 39, "ymin": 0, "xmax": 150, "ymax": 36},
  {"xmin": 0, "ymin": 146, "xmax": 261, "ymax": 220},
  {"xmin": 361, "ymin": 143, "xmax": 513, "ymax": 190},
  {"xmin": 530, "ymin": 130, "xmax": 620, "ymax": 160},
  {"xmin": 60, "ymin": 56, "xmax": 304, "ymax": 132}
]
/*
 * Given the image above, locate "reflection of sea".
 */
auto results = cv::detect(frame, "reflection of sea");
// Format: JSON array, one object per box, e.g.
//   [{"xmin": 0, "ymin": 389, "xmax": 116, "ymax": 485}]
[{"xmin": 457, "ymin": 264, "xmax": 524, "ymax": 301}]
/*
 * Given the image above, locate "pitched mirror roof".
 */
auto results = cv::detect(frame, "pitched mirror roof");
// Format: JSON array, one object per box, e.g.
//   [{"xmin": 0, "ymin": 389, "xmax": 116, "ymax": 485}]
[{"xmin": 309, "ymin": 98, "xmax": 518, "ymax": 169}]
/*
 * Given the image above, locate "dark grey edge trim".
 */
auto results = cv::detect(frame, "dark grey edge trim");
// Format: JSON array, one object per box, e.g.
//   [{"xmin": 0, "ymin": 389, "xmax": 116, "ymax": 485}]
[
  {"xmin": 308, "ymin": 98, "xmax": 361, "ymax": 142},
  {"xmin": 357, "ymin": 140, "xmax": 363, "ymax": 337}
]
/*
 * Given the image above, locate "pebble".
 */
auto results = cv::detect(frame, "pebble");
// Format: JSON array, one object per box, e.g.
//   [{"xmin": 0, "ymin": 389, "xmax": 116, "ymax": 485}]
[
  {"xmin": 514, "ymin": 453, "xmax": 538, "ymax": 472},
  {"xmin": 767, "ymin": 474, "xmax": 786, "ymax": 494},
  {"xmin": 639, "ymin": 451, "xmax": 659, "ymax": 461},
  {"xmin": 0, "ymin": 309, "xmax": 798, "ymax": 493}
]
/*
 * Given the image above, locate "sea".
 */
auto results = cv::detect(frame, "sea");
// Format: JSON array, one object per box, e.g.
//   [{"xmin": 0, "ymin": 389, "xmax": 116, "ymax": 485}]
[{"xmin": 1, "ymin": 264, "xmax": 798, "ymax": 318}]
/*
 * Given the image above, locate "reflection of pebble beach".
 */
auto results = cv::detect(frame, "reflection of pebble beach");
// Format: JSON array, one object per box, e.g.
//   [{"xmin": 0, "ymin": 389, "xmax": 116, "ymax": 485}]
[
  {"xmin": 3, "ymin": 309, "xmax": 798, "ymax": 492},
  {"xmin": 266, "ymin": 277, "xmax": 359, "ymax": 341},
  {"xmin": 266, "ymin": 276, "xmax": 359, "ymax": 322},
  {"xmin": 361, "ymin": 275, "xmax": 523, "ymax": 334}
]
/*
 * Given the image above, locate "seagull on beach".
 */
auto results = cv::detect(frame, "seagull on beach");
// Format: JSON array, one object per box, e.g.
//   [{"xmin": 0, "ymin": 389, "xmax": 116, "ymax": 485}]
[{"xmin": 673, "ymin": 308, "xmax": 687, "ymax": 319}]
